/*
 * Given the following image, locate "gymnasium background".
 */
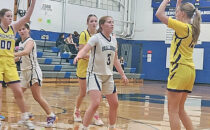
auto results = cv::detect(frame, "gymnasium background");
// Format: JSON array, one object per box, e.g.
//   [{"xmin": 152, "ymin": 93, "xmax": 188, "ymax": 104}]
[{"xmin": 1, "ymin": 0, "xmax": 210, "ymax": 83}]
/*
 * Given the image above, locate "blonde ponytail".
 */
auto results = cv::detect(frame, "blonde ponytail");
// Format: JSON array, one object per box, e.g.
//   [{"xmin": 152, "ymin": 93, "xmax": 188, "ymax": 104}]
[{"xmin": 192, "ymin": 9, "xmax": 201, "ymax": 44}]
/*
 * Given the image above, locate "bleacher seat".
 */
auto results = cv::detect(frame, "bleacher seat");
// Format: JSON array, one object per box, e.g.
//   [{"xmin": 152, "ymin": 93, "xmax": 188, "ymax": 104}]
[
  {"xmin": 53, "ymin": 65, "xmax": 62, "ymax": 71},
  {"xmin": 140, "ymin": 74, "xmax": 145, "ymax": 79},
  {"xmin": 60, "ymin": 53, "xmax": 70, "ymax": 64},
  {"xmin": 44, "ymin": 58, "xmax": 52, "ymax": 64},
  {"xmin": 51, "ymin": 47, "xmax": 60, "ymax": 55},
  {"xmin": 37, "ymin": 52, "xmax": 43, "ymax": 58},
  {"xmin": 124, "ymin": 62, "xmax": 127, "ymax": 67},
  {"xmin": 69, "ymin": 59, "xmax": 74, "ymax": 65},
  {"xmin": 130, "ymin": 68, "xmax": 136, "ymax": 73},
  {"xmin": 64, "ymin": 72, "xmax": 71, "ymax": 78}
]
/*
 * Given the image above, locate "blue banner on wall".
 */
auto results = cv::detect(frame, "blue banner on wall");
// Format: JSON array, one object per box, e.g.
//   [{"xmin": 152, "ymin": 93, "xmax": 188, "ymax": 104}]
[
  {"xmin": 153, "ymin": 8, "xmax": 210, "ymax": 23},
  {"xmin": 152, "ymin": 0, "xmax": 210, "ymax": 8}
]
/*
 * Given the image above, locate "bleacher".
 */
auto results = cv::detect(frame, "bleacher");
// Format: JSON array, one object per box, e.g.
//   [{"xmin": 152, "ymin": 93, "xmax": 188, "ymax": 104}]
[{"xmin": 35, "ymin": 40, "xmax": 144, "ymax": 83}]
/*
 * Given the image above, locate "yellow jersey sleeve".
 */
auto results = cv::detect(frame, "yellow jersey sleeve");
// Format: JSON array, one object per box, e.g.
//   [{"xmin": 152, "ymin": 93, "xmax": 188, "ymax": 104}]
[
  {"xmin": 168, "ymin": 17, "xmax": 189, "ymax": 38},
  {"xmin": 79, "ymin": 31, "xmax": 86, "ymax": 45}
]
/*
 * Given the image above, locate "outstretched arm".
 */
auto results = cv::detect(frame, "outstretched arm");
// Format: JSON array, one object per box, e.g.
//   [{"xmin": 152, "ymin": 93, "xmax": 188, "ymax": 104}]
[
  {"xmin": 74, "ymin": 44, "xmax": 92, "ymax": 64},
  {"xmin": 12, "ymin": 0, "xmax": 36, "ymax": 33},
  {"xmin": 155, "ymin": 0, "xmax": 170, "ymax": 25},
  {"xmin": 176, "ymin": 0, "xmax": 182, "ymax": 9}
]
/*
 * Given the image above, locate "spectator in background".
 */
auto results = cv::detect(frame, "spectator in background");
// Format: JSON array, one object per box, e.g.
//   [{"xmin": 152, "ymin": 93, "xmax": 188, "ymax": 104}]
[
  {"xmin": 15, "ymin": 37, "xmax": 21, "ymax": 71},
  {"xmin": 73, "ymin": 31, "xmax": 79, "ymax": 47},
  {"xmin": 56, "ymin": 33, "xmax": 70, "ymax": 54},
  {"xmin": 65, "ymin": 33, "xmax": 78, "ymax": 55},
  {"xmin": 15, "ymin": 37, "xmax": 22, "ymax": 46}
]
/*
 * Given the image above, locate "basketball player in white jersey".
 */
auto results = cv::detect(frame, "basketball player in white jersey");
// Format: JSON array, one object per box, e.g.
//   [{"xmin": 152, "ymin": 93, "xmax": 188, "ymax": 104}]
[
  {"xmin": 14, "ymin": 23, "xmax": 57, "ymax": 127},
  {"xmin": 74, "ymin": 16, "xmax": 128, "ymax": 130}
]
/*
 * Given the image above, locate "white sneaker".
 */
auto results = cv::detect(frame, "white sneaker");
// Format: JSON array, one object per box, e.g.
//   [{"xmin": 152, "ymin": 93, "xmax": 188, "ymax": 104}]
[
  {"xmin": 21, "ymin": 113, "xmax": 35, "ymax": 130},
  {"xmin": 23, "ymin": 120, "xmax": 35, "ymax": 130},
  {"xmin": 73, "ymin": 108, "xmax": 82, "ymax": 122},
  {"xmin": 93, "ymin": 114, "xmax": 104, "ymax": 126},
  {"xmin": 18, "ymin": 113, "xmax": 34, "ymax": 125}
]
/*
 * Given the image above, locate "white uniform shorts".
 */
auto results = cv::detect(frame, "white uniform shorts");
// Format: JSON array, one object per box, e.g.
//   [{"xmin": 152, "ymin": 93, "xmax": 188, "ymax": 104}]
[
  {"xmin": 87, "ymin": 72, "xmax": 116, "ymax": 95},
  {"xmin": 20, "ymin": 69, "xmax": 42, "ymax": 88}
]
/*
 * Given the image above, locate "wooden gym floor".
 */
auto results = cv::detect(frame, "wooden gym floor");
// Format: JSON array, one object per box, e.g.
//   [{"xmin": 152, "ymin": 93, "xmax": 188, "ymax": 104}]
[{"xmin": 1, "ymin": 79, "xmax": 210, "ymax": 130}]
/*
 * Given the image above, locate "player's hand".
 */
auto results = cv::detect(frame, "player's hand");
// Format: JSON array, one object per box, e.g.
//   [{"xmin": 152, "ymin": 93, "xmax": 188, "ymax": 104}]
[
  {"xmin": 73, "ymin": 56, "xmax": 80, "ymax": 64},
  {"xmin": 122, "ymin": 75, "xmax": 129, "ymax": 85}
]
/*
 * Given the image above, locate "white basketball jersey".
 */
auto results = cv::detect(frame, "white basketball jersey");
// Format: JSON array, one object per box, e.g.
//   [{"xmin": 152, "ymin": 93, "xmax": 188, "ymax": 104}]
[
  {"xmin": 18, "ymin": 37, "xmax": 41, "ymax": 71},
  {"xmin": 87, "ymin": 32, "xmax": 117, "ymax": 75}
]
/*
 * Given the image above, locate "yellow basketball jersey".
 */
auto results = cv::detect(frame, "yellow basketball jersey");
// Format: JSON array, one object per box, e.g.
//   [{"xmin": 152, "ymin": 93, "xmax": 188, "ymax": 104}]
[
  {"xmin": 79, "ymin": 30, "xmax": 91, "ymax": 45},
  {"xmin": 168, "ymin": 17, "xmax": 194, "ymax": 68},
  {"xmin": 76, "ymin": 30, "xmax": 91, "ymax": 78},
  {"xmin": 0, "ymin": 25, "xmax": 16, "ymax": 57}
]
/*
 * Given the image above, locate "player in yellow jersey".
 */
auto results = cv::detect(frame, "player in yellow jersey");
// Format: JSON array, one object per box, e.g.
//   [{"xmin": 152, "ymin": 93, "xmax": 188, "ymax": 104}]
[
  {"xmin": 74, "ymin": 14, "xmax": 104, "ymax": 125},
  {"xmin": 156, "ymin": 0, "xmax": 201, "ymax": 130},
  {"xmin": 0, "ymin": 0, "xmax": 36, "ymax": 129}
]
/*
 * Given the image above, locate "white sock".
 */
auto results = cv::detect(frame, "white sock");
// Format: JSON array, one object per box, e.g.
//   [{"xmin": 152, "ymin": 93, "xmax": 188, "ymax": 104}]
[
  {"xmin": 22, "ymin": 112, "xmax": 29, "ymax": 120},
  {"xmin": 109, "ymin": 124, "xmax": 115, "ymax": 128},
  {"xmin": 82, "ymin": 125, "xmax": 88, "ymax": 130},
  {"xmin": 48, "ymin": 112, "xmax": 55, "ymax": 117}
]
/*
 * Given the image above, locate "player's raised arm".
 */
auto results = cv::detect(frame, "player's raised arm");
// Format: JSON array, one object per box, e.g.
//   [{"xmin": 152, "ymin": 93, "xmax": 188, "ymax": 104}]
[
  {"xmin": 155, "ymin": 0, "xmax": 170, "ymax": 25},
  {"xmin": 12, "ymin": 0, "xmax": 36, "ymax": 33}
]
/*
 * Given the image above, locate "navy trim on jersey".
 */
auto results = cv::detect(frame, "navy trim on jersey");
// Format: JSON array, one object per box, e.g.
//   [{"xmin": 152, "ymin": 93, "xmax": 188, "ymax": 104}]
[
  {"xmin": 171, "ymin": 64, "xmax": 178, "ymax": 73},
  {"xmin": 170, "ymin": 72, "xmax": 176, "ymax": 80},
  {"xmin": 79, "ymin": 77, "xmax": 86, "ymax": 80},
  {"xmin": 94, "ymin": 74, "xmax": 101, "ymax": 91},
  {"xmin": 10, "ymin": 26, "xmax": 15, "ymax": 34},
  {"xmin": 35, "ymin": 69, "xmax": 41, "ymax": 86},
  {"xmin": 91, "ymin": 46, "xmax": 96, "ymax": 73},
  {"xmin": 20, "ymin": 37, "xmax": 31, "ymax": 44},
  {"xmin": 167, "ymin": 88, "xmax": 191, "ymax": 93},
  {"xmin": 33, "ymin": 44, "xmax": 42, "ymax": 86},
  {"xmin": 0, "ymin": 81, "xmax": 3, "ymax": 83},
  {"xmin": 87, "ymin": 29, "xmax": 91, "ymax": 37},
  {"xmin": 87, "ymin": 72, "xmax": 91, "ymax": 90},
  {"xmin": 174, "ymin": 39, "xmax": 182, "ymax": 56},
  {"xmin": 174, "ymin": 54, "xmax": 181, "ymax": 63},
  {"xmin": 6, "ymin": 80, "xmax": 20, "ymax": 84},
  {"xmin": 113, "ymin": 85, "xmax": 116, "ymax": 93},
  {"xmin": 0, "ymin": 25, "xmax": 10, "ymax": 33},
  {"xmin": 188, "ymin": 40, "xmax": 194, "ymax": 48},
  {"xmin": 175, "ymin": 26, "xmax": 189, "ymax": 39},
  {"xmin": 100, "ymin": 32, "xmax": 111, "ymax": 42},
  {"xmin": 29, "ymin": 53, "xmax": 33, "ymax": 86}
]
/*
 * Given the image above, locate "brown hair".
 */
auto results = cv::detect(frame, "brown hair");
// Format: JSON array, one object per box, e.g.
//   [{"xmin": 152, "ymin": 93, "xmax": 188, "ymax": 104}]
[
  {"xmin": 180, "ymin": 2, "xmax": 201, "ymax": 44},
  {"xmin": 0, "ymin": 8, "xmax": 11, "ymax": 23},
  {"xmin": 24, "ymin": 23, "xmax": 30, "ymax": 30},
  {"xmin": 97, "ymin": 16, "xmax": 112, "ymax": 33},
  {"xmin": 87, "ymin": 14, "xmax": 97, "ymax": 24}
]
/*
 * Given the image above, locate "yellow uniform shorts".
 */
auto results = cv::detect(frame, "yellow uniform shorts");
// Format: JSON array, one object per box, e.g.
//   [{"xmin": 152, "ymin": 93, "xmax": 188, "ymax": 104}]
[
  {"xmin": 0, "ymin": 56, "xmax": 20, "ymax": 84},
  {"xmin": 76, "ymin": 59, "xmax": 89, "ymax": 79},
  {"xmin": 167, "ymin": 63, "xmax": 195, "ymax": 93}
]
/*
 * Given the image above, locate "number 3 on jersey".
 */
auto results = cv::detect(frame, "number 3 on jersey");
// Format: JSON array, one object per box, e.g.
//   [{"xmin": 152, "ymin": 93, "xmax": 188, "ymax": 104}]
[
  {"xmin": 1, "ymin": 40, "xmax": 12, "ymax": 50},
  {"xmin": 107, "ymin": 53, "xmax": 111, "ymax": 65}
]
